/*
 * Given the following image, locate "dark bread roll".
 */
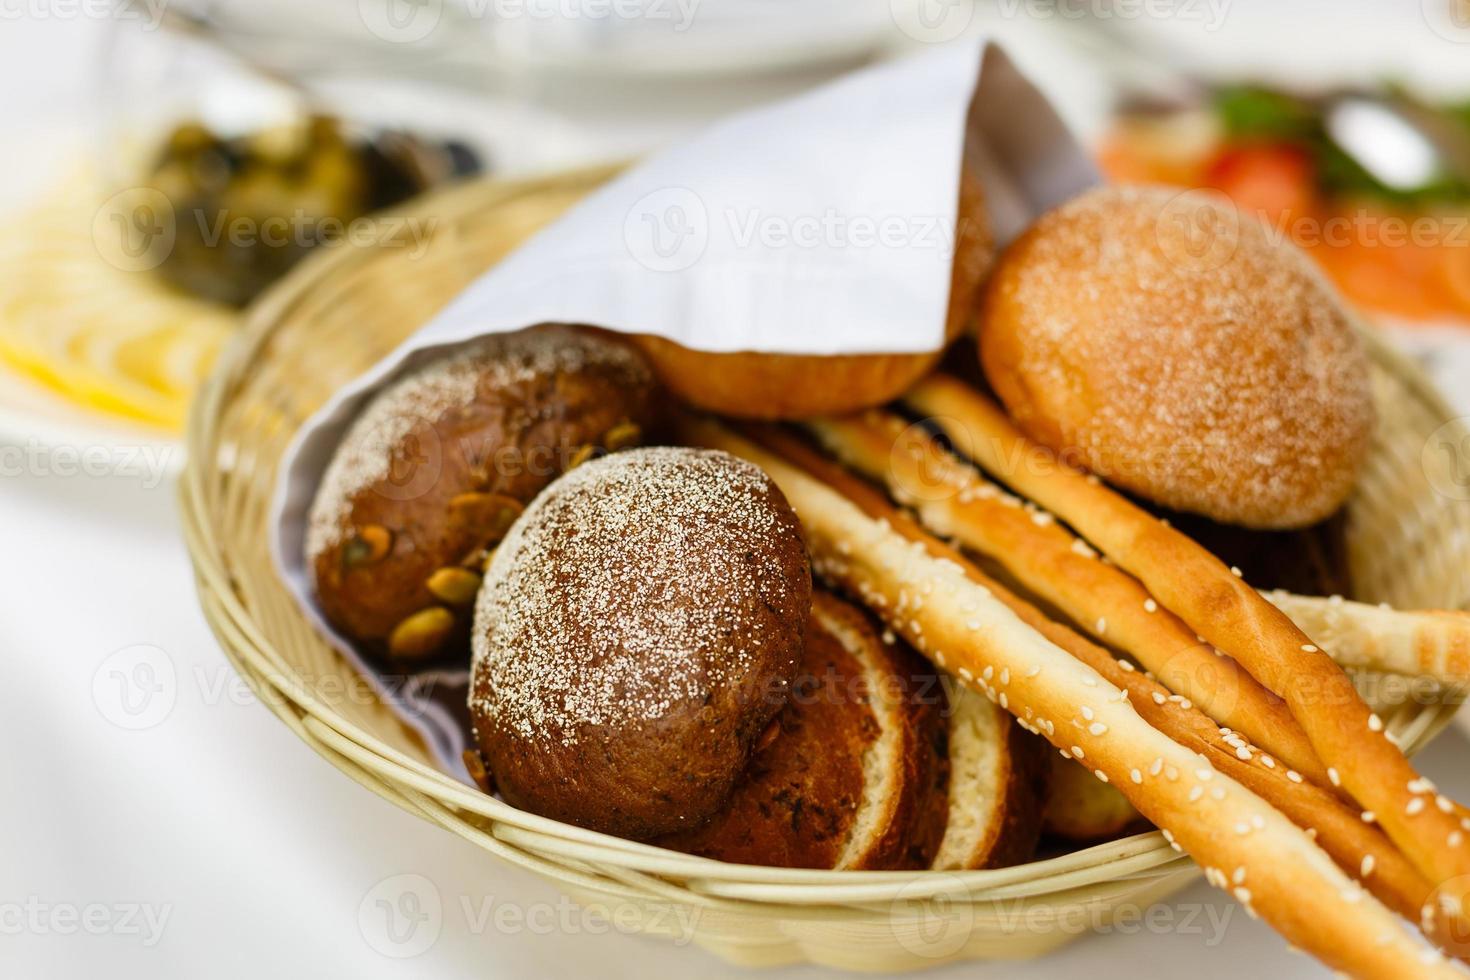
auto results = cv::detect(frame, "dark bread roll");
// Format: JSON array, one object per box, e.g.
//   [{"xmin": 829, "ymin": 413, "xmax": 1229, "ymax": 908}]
[
  {"xmin": 469, "ymin": 446, "xmax": 811, "ymax": 840},
  {"xmin": 306, "ymin": 325, "xmax": 658, "ymax": 663},
  {"xmin": 657, "ymin": 592, "xmax": 950, "ymax": 870}
]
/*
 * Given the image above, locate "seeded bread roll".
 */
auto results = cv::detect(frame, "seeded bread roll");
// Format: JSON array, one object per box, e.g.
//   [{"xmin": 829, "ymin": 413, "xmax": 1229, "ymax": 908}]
[
  {"xmin": 978, "ymin": 185, "xmax": 1374, "ymax": 529},
  {"xmin": 659, "ymin": 592, "xmax": 949, "ymax": 870},
  {"xmin": 306, "ymin": 325, "xmax": 658, "ymax": 663},
  {"xmin": 469, "ymin": 446, "xmax": 811, "ymax": 840}
]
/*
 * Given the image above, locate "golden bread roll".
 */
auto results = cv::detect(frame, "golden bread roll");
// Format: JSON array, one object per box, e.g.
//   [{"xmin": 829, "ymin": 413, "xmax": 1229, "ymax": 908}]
[
  {"xmin": 1043, "ymin": 757, "xmax": 1144, "ymax": 843},
  {"xmin": 633, "ymin": 161, "xmax": 992, "ymax": 419},
  {"xmin": 978, "ymin": 184, "xmax": 1374, "ymax": 529}
]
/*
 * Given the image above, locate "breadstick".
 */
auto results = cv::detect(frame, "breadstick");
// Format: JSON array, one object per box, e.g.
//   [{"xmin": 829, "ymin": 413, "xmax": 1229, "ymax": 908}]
[
  {"xmin": 757, "ymin": 421, "xmax": 1433, "ymax": 925},
  {"xmin": 1263, "ymin": 591, "xmax": 1470, "ymax": 689},
  {"xmin": 905, "ymin": 374, "xmax": 1470, "ymax": 925},
  {"xmin": 804, "ymin": 410, "xmax": 1329, "ymax": 786},
  {"xmin": 681, "ymin": 416, "xmax": 1457, "ymax": 979}
]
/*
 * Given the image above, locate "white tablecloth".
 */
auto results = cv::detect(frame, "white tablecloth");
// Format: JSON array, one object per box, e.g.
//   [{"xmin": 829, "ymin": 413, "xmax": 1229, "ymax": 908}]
[{"xmin": 5, "ymin": 8, "xmax": 1470, "ymax": 980}]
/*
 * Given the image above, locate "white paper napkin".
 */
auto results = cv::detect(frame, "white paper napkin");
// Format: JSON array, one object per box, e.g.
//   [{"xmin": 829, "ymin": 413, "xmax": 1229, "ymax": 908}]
[{"xmin": 271, "ymin": 39, "xmax": 1100, "ymax": 776}]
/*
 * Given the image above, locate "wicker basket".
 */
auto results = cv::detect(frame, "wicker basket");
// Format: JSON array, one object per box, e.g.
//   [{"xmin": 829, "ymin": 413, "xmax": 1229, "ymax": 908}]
[{"xmin": 180, "ymin": 166, "xmax": 1470, "ymax": 971}]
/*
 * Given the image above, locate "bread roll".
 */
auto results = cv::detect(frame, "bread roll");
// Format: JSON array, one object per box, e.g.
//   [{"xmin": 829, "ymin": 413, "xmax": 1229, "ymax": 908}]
[
  {"xmin": 307, "ymin": 325, "xmax": 658, "ymax": 662},
  {"xmin": 978, "ymin": 185, "xmax": 1374, "ymax": 529},
  {"xmin": 632, "ymin": 161, "xmax": 992, "ymax": 419},
  {"xmin": 1044, "ymin": 757, "xmax": 1144, "ymax": 842},
  {"xmin": 659, "ymin": 592, "xmax": 949, "ymax": 870},
  {"xmin": 469, "ymin": 446, "xmax": 811, "ymax": 840}
]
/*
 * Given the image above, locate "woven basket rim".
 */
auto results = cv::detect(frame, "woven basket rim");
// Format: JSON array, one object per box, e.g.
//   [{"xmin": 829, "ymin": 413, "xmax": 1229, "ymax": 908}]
[{"xmin": 179, "ymin": 166, "xmax": 1466, "ymax": 903}]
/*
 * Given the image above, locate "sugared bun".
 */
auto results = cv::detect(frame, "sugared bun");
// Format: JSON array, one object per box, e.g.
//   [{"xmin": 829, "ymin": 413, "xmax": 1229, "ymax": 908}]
[
  {"xmin": 633, "ymin": 162, "xmax": 993, "ymax": 419},
  {"xmin": 469, "ymin": 446, "xmax": 811, "ymax": 839},
  {"xmin": 979, "ymin": 184, "xmax": 1375, "ymax": 529}
]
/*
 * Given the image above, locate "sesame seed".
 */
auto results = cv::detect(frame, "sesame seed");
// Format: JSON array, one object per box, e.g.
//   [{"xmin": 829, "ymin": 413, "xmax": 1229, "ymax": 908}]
[
  {"xmin": 1261, "ymin": 756, "xmax": 1276, "ymax": 769},
  {"xmin": 1089, "ymin": 722, "xmax": 1108, "ymax": 736},
  {"xmin": 1152, "ymin": 692, "xmax": 1167, "ymax": 705},
  {"xmin": 1361, "ymin": 811, "xmax": 1376, "ymax": 824},
  {"xmin": 1451, "ymin": 832, "xmax": 1465, "ymax": 847},
  {"xmin": 1230, "ymin": 566, "xmax": 1243, "ymax": 578},
  {"xmin": 1188, "ymin": 786, "xmax": 1203, "ymax": 802},
  {"xmin": 1235, "ymin": 746, "xmax": 1252, "ymax": 761},
  {"xmin": 1150, "ymin": 758, "xmax": 1164, "ymax": 776},
  {"xmin": 1234, "ymin": 823, "xmax": 1250, "ymax": 835},
  {"xmin": 1408, "ymin": 798, "xmax": 1426, "ymax": 816},
  {"xmin": 1211, "ymin": 787, "xmax": 1226, "ymax": 800},
  {"xmin": 1287, "ymin": 770, "xmax": 1303, "ymax": 784},
  {"xmin": 1131, "ymin": 769, "xmax": 1143, "ymax": 784},
  {"xmin": 1361, "ymin": 856, "xmax": 1376, "ymax": 878},
  {"xmin": 1080, "ymin": 706, "xmax": 1095, "ymax": 721},
  {"xmin": 1328, "ymin": 768, "xmax": 1341, "ymax": 787},
  {"xmin": 1120, "ymin": 660, "xmax": 1135, "ymax": 672},
  {"xmin": 1368, "ymin": 714, "xmax": 1384, "ymax": 732},
  {"xmin": 1094, "ymin": 770, "xmax": 1109, "ymax": 783},
  {"xmin": 1301, "ymin": 644, "xmax": 1318, "ymax": 653},
  {"xmin": 1070, "ymin": 746, "xmax": 1084, "ymax": 759},
  {"xmin": 1095, "ymin": 617, "xmax": 1107, "ymax": 635},
  {"xmin": 1437, "ymin": 795, "xmax": 1454, "ymax": 813},
  {"xmin": 1144, "ymin": 599, "xmax": 1158, "ymax": 613}
]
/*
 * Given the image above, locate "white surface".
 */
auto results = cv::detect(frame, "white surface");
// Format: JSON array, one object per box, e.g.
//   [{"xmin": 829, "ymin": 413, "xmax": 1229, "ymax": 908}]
[{"xmin": 5, "ymin": 9, "xmax": 1470, "ymax": 980}]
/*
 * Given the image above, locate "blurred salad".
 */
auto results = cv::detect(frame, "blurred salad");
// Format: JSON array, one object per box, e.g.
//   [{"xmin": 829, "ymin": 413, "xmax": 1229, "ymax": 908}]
[{"xmin": 1101, "ymin": 86, "xmax": 1470, "ymax": 325}]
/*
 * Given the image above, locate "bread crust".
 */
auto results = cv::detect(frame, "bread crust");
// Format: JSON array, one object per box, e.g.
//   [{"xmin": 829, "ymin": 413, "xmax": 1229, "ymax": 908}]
[
  {"xmin": 681, "ymin": 416, "xmax": 1460, "ymax": 980},
  {"xmin": 907, "ymin": 373, "xmax": 1470, "ymax": 941},
  {"xmin": 977, "ymin": 185, "xmax": 1374, "ymax": 529},
  {"xmin": 657, "ymin": 592, "xmax": 949, "ymax": 870},
  {"xmin": 805, "ymin": 410, "xmax": 1329, "ymax": 786},
  {"xmin": 630, "ymin": 159, "xmax": 993, "ymax": 420},
  {"xmin": 932, "ymin": 683, "xmax": 1048, "ymax": 870},
  {"xmin": 470, "ymin": 447, "xmax": 810, "ymax": 840},
  {"xmin": 308, "ymin": 325, "xmax": 659, "ymax": 661}
]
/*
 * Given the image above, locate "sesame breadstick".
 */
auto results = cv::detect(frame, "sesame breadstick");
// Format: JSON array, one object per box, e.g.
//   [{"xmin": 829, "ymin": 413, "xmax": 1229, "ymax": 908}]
[
  {"xmin": 803, "ymin": 410, "xmax": 1329, "ymax": 786},
  {"xmin": 1263, "ymin": 591, "xmax": 1470, "ymax": 690},
  {"xmin": 905, "ymin": 374, "xmax": 1470, "ymax": 931},
  {"xmin": 763, "ymin": 421, "xmax": 1432, "ymax": 925},
  {"xmin": 681, "ymin": 416, "xmax": 1457, "ymax": 979}
]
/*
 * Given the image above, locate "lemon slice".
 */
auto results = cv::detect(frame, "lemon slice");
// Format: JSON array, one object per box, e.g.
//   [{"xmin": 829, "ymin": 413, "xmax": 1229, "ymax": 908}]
[{"xmin": 0, "ymin": 168, "xmax": 238, "ymax": 431}]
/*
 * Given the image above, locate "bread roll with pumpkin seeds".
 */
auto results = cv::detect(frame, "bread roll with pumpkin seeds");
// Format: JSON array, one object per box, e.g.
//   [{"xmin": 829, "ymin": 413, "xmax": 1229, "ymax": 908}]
[{"xmin": 306, "ymin": 324, "xmax": 659, "ymax": 663}]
